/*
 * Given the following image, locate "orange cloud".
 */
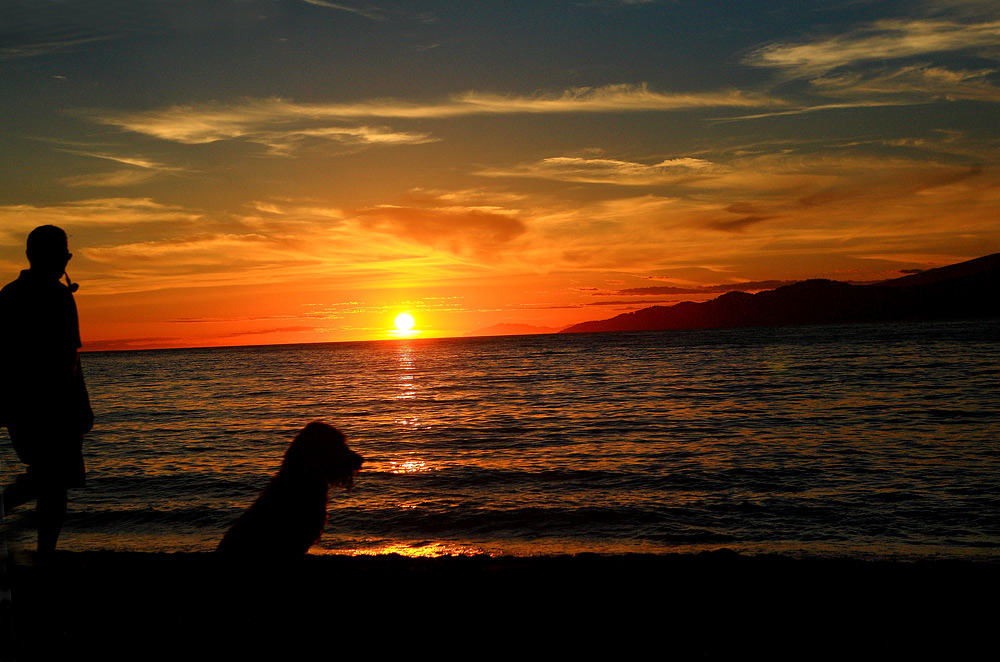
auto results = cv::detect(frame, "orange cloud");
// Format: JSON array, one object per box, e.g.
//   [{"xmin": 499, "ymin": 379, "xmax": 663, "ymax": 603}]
[
  {"xmin": 355, "ymin": 204, "xmax": 527, "ymax": 256},
  {"xmin": 478, "ymin": 157, "xmax": 720, "ymax": 185}
]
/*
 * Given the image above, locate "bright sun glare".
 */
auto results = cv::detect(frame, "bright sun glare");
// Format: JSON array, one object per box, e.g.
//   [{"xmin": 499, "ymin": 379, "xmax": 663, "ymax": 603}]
[{"xmin": 394, "ymin": 312, "xmax": 416, "ymax": 332}]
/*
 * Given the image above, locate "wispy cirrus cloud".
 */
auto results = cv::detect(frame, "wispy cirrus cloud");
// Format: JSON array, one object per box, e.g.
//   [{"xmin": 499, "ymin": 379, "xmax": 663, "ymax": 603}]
[
  {"xmin": 253, "ymin": 125, "xmax": 437, "ymax": 155},
  {"xmin": 88, "ymin": 84, "xmax": 778, "ymax": 148},
  {"xmin": 83, "ymin": 232, "xmax": 275, "ymax": 262},
  {"xmin": 85, "ymin": 100, "xmax": 438, "ymax": 152},
  {"xmin": 57, "ymin": 149, "xmax": 184, "ymax": 187},
  {"xmin": 596, "ymin": 280, "xmax": 799, "ymax": 296},
  {"xmin": 62, "ymin": 169, "xmax": 160, "ymax": 187},
  {"xmin": 56, "ymin": 149, "xmax": 176, "ymax": 171},
  {"xmin": 299, "ymin": 0, "xmax": 387, "ymax": 21},
  {"xmin": 716, "ymin": 99, "xmax": 923, "ymax": 122},
  {"xmin": 0, "ymin": 198, "xmax": 199, "ymax": 244},
  {"xmin": 0, "ymin": 34, "xmax": 111, "ymax": 60},
  {"xmin": 741, "ymin": 18, "xmax": 1000, "ymax": 111},
  {"xmin": 584, "ymin": 299, "xmax": 672, "ymax": 307},
  {"xmin": 449, "ymin": 84, "xmax": 773, "ymax": 114},
  {"xmin": 478, "ymin": 156, "xmax": 720, "ymax": 185},
  {"xmin": 810, "ymin": 64, "xmax": 1000, "ymax": 102},
  {"xmin": 748, "ymin": 19, "xmax": 1000, "ymax": 76}
]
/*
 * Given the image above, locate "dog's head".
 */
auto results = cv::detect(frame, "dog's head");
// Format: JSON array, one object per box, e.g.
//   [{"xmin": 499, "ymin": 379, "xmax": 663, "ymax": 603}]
[{"xmin": 283, "ymin": 422, "xmax": 363, "ymax": 489}]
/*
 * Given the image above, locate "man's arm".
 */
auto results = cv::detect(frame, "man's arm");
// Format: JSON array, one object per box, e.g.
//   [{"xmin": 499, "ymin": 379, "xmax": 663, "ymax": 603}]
[{"xmin": 75, "ymin": 353, "xmax": 94, "ymax": 434}]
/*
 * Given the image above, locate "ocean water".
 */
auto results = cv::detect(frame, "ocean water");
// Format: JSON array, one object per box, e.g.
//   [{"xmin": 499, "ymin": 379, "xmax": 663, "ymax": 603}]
[{"xmin": 2, "ymin": 320, "xmax": 998, "ymax": 558}]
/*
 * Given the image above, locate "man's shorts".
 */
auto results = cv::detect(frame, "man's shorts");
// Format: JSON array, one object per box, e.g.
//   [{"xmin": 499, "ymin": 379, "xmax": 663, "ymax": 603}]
[{"xmin": 6, "ymin": 423, "xmax": 85, "ymax": 489}]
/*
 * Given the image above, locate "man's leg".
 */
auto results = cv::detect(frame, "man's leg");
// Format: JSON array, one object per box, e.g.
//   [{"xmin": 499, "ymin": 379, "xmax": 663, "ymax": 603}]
[
  {"xmin": 1, "ymin": 471, "xmax": 37, "ymax": 516},
  {"xmin": 35, "ymin": 484, "xmax": 67, "ymax": 554}
]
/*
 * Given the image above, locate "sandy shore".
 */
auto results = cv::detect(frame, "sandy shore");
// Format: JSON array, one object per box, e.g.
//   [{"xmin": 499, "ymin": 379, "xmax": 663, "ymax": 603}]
[{"xmin": 2, "ymin": 549, "xmax": 998, "ymax": 660}]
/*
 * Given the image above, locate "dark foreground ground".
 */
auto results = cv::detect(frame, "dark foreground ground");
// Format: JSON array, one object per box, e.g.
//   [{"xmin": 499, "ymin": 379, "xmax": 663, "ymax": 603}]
[{"xmin": 2, "ymin": 550, "xmax": 998, "ymax": 660}]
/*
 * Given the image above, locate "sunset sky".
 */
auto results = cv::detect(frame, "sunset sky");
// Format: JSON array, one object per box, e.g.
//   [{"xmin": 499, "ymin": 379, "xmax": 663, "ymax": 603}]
[{"xmin": 2, "ymin": 0, "xmax": 998, "ymax": 349}]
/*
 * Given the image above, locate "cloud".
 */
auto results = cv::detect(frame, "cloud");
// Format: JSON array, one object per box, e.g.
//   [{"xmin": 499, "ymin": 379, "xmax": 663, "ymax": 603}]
[
  {"xmin": 0, "ymin": 34, "xmax": 111, "ymax": 61},
  {"xmin": 598, "ymin": 281, "xmax": 799, "ymax": 296},
  {"xmin": 715, "ymin": 99, "xmax": 919, "ymax": 122},
  {"xmin": 480, "ymin": 151, "xmax": 874, "ymax": 196},
  {"xmin": 0, "ymin": 197, "xmax": 349, "ymax": 292},
  {"xmin": 449, "ymin": 84, "xmax": 775, "ymax": 114},
  {"xmin": 355, "ymin": 204, "xmax": 527, "ymax": 256},
  {"xmin": 509, "ymin": 152, "xmax": 1000, "ymax": 276},
  {"xmin": 708, "ymin": 214, "xmax": 774, "ymax": 233},
  {"xmin": 55, "ymin": 148, "xmax": 186, "ymax": 188},
  {"xmin": 810, "ymin": 64, "xmax": 1000, "ymax": 102},
  {"xmin": 217, "ymin": 326, "xmax": 316, "ymax": 338},
  {"xmin": 56, "ymin": 149, "xmax": 174, "ymax": 170},
  {"xmin": 478, "ymin": 157, "xmax": 720, "ymax": 185},
  {"xmin": 251, "ymin": 196, "xmax": 354, "ymax": 214},
  {"xmin": 584, "ymin": 299, "xmax": 672, "ymax": 306},
  {"xmin": 0, "ymin": 198, "xmax": 200, "ymax": 244},
  {"xmin": 8, "ymin": 154, "xmax": 996, "ymax": 303},
  {"xmin": 253, "ymin": 125, "xmax": 437, "ymax": 155},
  {"xmin": 80, "ymin": 233, "xmax": 331, "ymax": 284},
  {"xmin": 299, "ymin": 0, "xmax": 387, "ymax": 21},
  {"xmin": 73, "ymin": 229, "xmax": 362, "ymax": 294},
  {"xmin": 88, "ymin": 84, "xmax": 778, "ymax": 147},
  {"xmin": 403, "ymin": 188, "xmax": 528, "ymax": 206},
  {"xmin": 86, "ymin": 100, "xmax": 439, "ymax": 152},
  {"xmin": 83, "ymin": 233, "xmax": 275, "ymax": 262},
  {"xmin": 244, "ymin": 195, "xmax": 536, "ymax": 270},
  {"xmin": 62, "ymin": 169, "xmax": 160, "ymax": 187},
  {"xmin": 748, "ymin": 19, "xmax": 1000, "ymax": 76},
  {"xmin": 0, "ymin": 193, "xmax": 515, "ymax": 296},
  {"xmin": 87, "ymin": 102, "xmax": 432, "ymax": 147},
  {"xmin": 83, "ymin": 336, "xmax": 186, "ymax": 352}
]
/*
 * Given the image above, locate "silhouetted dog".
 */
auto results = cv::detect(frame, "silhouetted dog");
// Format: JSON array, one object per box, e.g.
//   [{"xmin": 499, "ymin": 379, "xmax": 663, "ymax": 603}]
[{"xmin": 217, "ymin": 422, "xmax": 362, "ymax": 559}]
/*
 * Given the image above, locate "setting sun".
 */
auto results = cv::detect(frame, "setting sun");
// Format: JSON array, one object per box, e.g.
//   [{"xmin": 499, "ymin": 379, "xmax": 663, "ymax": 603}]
[
  {"xmin": 389, "ymin": 311, "xmax": 420, "ymax": 338},
  {"xmin": 394, "ymin": 312, "xmax": 416, "ymax": 332}
]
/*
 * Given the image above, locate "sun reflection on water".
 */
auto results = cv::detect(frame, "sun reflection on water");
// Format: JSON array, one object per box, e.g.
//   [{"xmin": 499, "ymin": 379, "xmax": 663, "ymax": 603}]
[
  {"xmin": 392, "ymin": 343, "xmax": 417, "ymax": 400},
  {"xmin": 392, "ymin": 376, "xmax": 416, "ymax": 400},
  {"xmin": 317, "ymin": 542, "xmax": 494, "ymax": 558},
  {"xmin": 389, "ymin": 459, "xmax": 428, "ymax": 474}
]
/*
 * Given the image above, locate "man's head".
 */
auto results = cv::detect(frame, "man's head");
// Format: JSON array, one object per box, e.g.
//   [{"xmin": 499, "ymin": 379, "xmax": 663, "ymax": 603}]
[{"xmin": 26, "ymin": 225, "xmax": 71, "ymax": 278}]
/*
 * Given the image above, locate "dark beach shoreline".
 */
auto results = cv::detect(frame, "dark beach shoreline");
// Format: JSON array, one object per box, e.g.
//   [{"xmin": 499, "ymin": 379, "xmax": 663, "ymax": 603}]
[{"xmin": 3, "ymin": 549, "xmax": 998, "ymax": 659}]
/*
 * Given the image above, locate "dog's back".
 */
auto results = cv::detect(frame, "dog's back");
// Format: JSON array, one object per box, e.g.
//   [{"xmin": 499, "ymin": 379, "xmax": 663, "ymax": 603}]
[{"xmin": 217, "ymin": 422, "xmax": 362, "ymax": 559}]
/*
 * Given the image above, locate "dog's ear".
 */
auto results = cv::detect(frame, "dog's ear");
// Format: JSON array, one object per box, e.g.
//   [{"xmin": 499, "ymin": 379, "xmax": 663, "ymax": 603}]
[{"xmin": 284, "ymin": 422, "xmax": 346, "ymax": 467}]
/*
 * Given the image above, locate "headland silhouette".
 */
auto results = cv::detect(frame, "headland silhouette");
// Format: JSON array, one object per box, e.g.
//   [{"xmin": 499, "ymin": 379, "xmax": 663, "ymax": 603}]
[{"xmin": 561, "ymin": 253, "xmax": 1000, "ymax": 334}]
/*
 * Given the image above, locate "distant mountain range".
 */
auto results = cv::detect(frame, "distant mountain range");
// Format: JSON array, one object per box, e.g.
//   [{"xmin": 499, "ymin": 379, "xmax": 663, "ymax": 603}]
[{"xmin": 561, "ymin": 253, "xmax": 1000, "ymax": 334}]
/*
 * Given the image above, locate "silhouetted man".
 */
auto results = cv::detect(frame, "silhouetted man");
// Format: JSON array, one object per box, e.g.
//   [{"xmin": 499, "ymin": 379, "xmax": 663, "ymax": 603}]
[{"xmin": 0, "ymin": 225, "xmax": 93, "ymax": 554}]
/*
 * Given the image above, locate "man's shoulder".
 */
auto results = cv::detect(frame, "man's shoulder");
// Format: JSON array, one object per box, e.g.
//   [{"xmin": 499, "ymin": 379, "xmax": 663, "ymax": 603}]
[
  {"xmin": 0, "ymin": 272, "xmax": 74, "ymax": 311},
  {"xmin": 0, "ymin": 275, "xmax": 22, "ymax": 301},
  {"xmin": 3, "ymin": 271, "xmax": 69, "ymax": 292},
  {"xmin": 1, "ymin": 273, "xmax": 22, "ymax": 291}
]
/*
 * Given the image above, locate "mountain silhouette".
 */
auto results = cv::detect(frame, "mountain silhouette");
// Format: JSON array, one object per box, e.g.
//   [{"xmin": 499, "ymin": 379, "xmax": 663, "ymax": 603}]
[{"xmin": 561, "ymin": 253, "xmax": 1000, "ymax": 334}]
